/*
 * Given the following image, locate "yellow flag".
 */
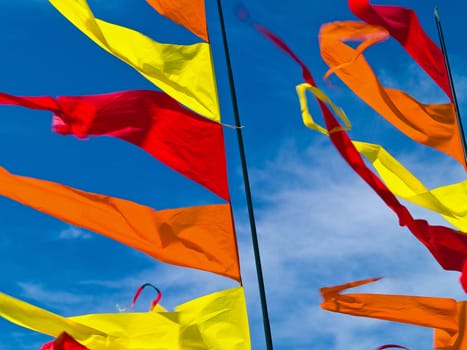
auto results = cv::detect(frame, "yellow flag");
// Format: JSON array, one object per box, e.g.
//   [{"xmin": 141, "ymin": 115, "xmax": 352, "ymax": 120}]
[
  {"xmin": 355, "ymin": 141, "xmax": 467, "ymax": 232},
  {"xmin": 296, "ymin": 82, "xmax": 467, "ymax": 232},
  {"xmin": 320, "ymin": 21, "xmax": 465, "ymax": 169},
  {"xmin": 0, "ymin": 166, "xmax": 241, "ymax": 281},
  {"xmin": 0, "ymin": 287, "xmax": 251, "ymax": 349},
  {"xmin": 146, "ymin": 0, "xmax": 208, "ymax": 41},
  {"xmin": 49, "ymin": 0, "xmax": 220, "ymax": 121}
]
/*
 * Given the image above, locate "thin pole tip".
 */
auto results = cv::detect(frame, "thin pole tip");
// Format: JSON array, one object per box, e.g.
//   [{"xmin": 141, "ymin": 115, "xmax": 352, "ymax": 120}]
[{"xmin": 434, "ymin": 6, "xmax": 440, "ymax": 19}]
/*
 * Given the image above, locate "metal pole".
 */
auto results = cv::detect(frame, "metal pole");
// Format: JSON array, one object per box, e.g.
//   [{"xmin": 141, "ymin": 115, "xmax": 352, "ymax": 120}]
[
  {"xmin": 434, "ymin": 6, "xmax": 467, "ymax": 163},
  {"xmin": 214, "ymin": 0, "xmax": 274, "ymax": 348}
]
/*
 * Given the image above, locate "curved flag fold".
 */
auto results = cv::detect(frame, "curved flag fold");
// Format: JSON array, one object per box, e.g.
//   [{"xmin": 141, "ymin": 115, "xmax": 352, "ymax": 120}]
[
  {"xmin": 297, "ymin": 82, "xmax": 467, "ymax": 291},
  {"xmin": 319, "ymin": 21, "xmax": 465, "ymax": 169},
  {"xmin": 321, "ymin": 278, "xmax": 465, "ymax": 349},
  {"xmin": 348, "ymin": 0, "xmax": 451, "ymax": 97},
  {"xmin": 48, "ymin": 0, "xmax": 220, "ymax": 121},
  {"xmin": 251, "ymin": 23, "xmax": 467, "ymax": 291},
  {"xmin": 0, "ymin": 287, "xmax": 251, "ymax": 350},
  {"xmin": 354, "ymin": 141, "xmax": 467, "ymax": 232},
  {"xmin": 0, "ymin": 90, "xmax": 229, "ymax": 200},
  {"xmin": 0, "ymin": 166, "xmax": 240, "ymax": 281}
]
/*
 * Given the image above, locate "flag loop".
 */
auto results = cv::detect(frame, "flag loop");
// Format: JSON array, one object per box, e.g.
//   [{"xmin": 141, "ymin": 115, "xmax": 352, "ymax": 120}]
[
  {"xmin": 296, "ymin": 83, "xmax": 351, "ymax": 135},
  {"xmin": 117, "ymin": 283, "xmax": 162, "ymax": 312}
]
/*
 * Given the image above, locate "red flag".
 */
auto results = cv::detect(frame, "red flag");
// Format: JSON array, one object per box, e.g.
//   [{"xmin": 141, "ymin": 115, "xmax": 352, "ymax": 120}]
[
  {"xmin": 0, "ymin": 90, "xmax": 229, "ymax": 200},
  {"xmin": 253, "ymin": 24, "xmax": 467, "ymax": 292},
  {"xmin": 41, "ymin": 332, "xmax": 89, "ymax": 350},
  {"xmin": 348, "ymin": 0, "xmax": 451, "ymax": 99},
  {"xmin": 0, "ymin": 165, "xmax": 240, "ymax": 281}
]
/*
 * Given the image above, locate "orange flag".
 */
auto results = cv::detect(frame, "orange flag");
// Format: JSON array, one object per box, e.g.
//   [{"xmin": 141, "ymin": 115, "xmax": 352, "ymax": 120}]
[
  {"xmin": 321, "ymin": 278, "xmax": 466, "ymax": 349},
  {"xmin": 319, "ymin": 21, "xmax": 466, "ymax": 170},
  {"xmin": 348, "ymin": 0, "xmax": 451, "ymax": 98},
  {"xmin": 146, "ymin": 0, "xmax": 208, "ymax": 41},
  {"xmin": 0, "ymin": 166, "xmax": 240, "ymax": 282}
]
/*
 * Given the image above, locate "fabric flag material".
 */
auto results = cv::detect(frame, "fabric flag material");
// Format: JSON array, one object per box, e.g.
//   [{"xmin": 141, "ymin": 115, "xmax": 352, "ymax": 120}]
[
  {"xmin": 320, "ymin": 278, "xmax": 466, "ymax": 349},
  {"xmin": 0, "ymin": 166, "xmax": 240, "ymax": 281},
  {"xmin": 348, "ymin": 0, "xmax": 451, "ymax": 98},
  {"xmin": 48, "ymin": 0, "xmax": 219, "ymax": 121},
  {"xmin": 41, "ymin": 333, "xmax": 89, "ymax": 350},
  {"xmin": 319, "ymin": 21, "xmax": 465, "ymax": 169},
  {"xmin": 146, "ymin": 0, "xmax": 208, "ymax": 41},
  {"xmin": 250, "ymin": 22, "xmax": 467, "ymax": 290},
  {"xmin": 0, "ymin": 90, "xmax": 229, "ymax": 200},
  {"xmin": 0, "ymin": 287, "xmax": 251, "ymax": 350},
  {"xmin": 354, "ymin": 141, "xmax": 467, "ymax": 232},
  {"xmin": 297, "ymin": 82, "xmax": 467, "ymax": 291}
]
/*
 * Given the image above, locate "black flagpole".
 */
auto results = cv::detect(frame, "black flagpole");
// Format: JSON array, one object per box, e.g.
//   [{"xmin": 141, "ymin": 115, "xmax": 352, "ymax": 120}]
[
  {"xmin": 214, "ymin": 0, "xmax": 274, "ymax": 349},
  {"xmin": 434, "ymin": 6, "xmax": 467, "ymax": 163}
]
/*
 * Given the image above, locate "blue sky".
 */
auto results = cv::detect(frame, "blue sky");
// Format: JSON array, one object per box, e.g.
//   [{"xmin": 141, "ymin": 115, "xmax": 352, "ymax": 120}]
[{"xmin": 1, "ymin": 0, "xmax": 467, "ymax": 349}]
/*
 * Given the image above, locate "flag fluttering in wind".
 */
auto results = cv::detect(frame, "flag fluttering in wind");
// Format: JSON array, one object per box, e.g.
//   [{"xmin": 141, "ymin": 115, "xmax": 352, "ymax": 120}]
[
  {"xmin": 354, "ymin": 141, "xmax": 467, "ymax": 232},
  {"xmin": 0, "ymin": 90, "xmax": 229, "ymax": 200},
  {"xmin": 348, "ymin": 0, "xmax": 451, "ymax": 97},
  {"xmin": 250, "ymin": 22, "xmax": 467, "ymax": 291},
  {"xmin": 0, "ymin": 166, "xmax": 240, "ymax": 281},
  {"xmin": 48, "ymin": 0, "xmax": 219, "ymax": 121},
  {"xmin": 146, "ymin": 0, "xmax": 208, "ymax": 41},
  {"xmin": 321, "ymin": 278, "xmax": 466, "ymax": 350},
  {"xmin": 297, "ymin": 81, "xmax": 467, "ymax": 291},
  {"xmin": 319, "ymin": 21, "xmax": 465, "ymax": 169},
  {"xmin": 0, "ymin": 287, "xmax": 251, "ymax": 350}
]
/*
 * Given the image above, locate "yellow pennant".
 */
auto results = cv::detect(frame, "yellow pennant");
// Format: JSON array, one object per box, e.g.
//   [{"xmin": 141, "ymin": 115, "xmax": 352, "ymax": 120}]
[
  {"xmin": 296, "ymin": 83, "xmax": 351, "ymax": 135},
  {"xmin": 355, "ymin": 141, "xmax": 467, "ymax": 232},
  {"xmin": 49, "ymin": 0, "xmax": 220, "ymax": 121},
  {"xmin": 0, "ymin": 287, "xmax": 251, "ymax": 349}
]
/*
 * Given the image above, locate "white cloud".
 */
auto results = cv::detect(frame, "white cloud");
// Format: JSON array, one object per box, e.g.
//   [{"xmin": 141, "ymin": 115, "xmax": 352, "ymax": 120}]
[
  {"xmin": 17, "ymin": 282, "xmax": 92, "ymax": 307},
  {"xmin": 5, "ymin": 138, "xmax": 466, "ymax": 350},
  {"xmin": 57, "ymin": 226, "xmax": 92, "ymax": 240},
  {"xmin": 240, "ymin": 138, "xmax": 465, "ymax": 348}
]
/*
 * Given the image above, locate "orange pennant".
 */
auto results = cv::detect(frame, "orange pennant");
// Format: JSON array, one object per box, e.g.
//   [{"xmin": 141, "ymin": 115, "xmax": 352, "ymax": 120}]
[
  {"xmin": 0, "ymin": 166, "xmax": 240, "ymax": 281},
  {"xmin": 321, "ymin": 278, "xmax": 465, "ymax": 349},
  {"xmin": 319, "ymin": 21, "xmax": 465, "ymax": 170},
  {"xmin": 146, "ymin": 0, "xmax": 208, "ymax": 41}
]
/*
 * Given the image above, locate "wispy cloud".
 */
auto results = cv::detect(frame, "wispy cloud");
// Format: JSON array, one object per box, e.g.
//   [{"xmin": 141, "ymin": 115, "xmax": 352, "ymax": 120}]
[
  {"xmin": 17, "ymin": 282, "xmax": 93, "ymax": 308},
  {"xmin": 242, "ymin": 138, "xmax": 465, "ymax": 348},
  {"xmin": 5, "ymin": 137, "xmax": 465, "ymax": 349},
  {"xmin": 57, "ymin": 226, "xmax": 92, "ymax": 240}
]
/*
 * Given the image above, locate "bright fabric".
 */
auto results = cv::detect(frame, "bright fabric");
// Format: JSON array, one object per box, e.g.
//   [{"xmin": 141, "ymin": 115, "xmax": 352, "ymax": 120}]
[
  {"xmin": 146, "ymin": 0, "xmax": 208, "ymax": 41},
  {"xmin": 0, "ymin": 90, "xmax": 229, "ymax": 200},
  {"xmin": 354, "ymin": 141, "xmax": 467, "ymax": 232},
  {"xmin": 320, "ymin": 278, "xmax": 466, "ymax": 350},
  {"xmin": 250, "ymin": 22, "xmax": 467, "ymax": 291},
  {"xmin": 0, "ymin": 166, "xmax": 240, "ymax": 281},
  {"xmin": 319, "ymin": 21, "xmax": 465, "ymax": 169},
  {"xmin": 48, "ymin": 0, "xmax": 219, "ymax": 121},
  {"xmin": 41, "ymin": 332, "xmax": 89, "ymax": 350},
  {"xmin": 296, "ymin": 83, "xmax": 351, "ymax": 135},
  {"xmin": 0, "ymin": 287, "xmax": 251, "ymax": 350},
  {"xmin": 348, "ymin": 0, "xmax": 451, "ymax": 98},
  {"xmin": 297, "ymin": 82, "xmax": 467, "ymax": 291}
]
